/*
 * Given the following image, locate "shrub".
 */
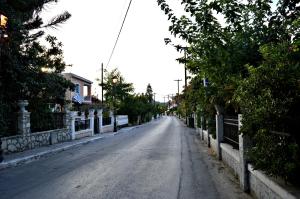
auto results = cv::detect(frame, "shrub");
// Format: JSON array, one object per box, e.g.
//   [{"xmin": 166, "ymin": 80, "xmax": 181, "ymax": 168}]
[{"xmin": 235, "ymin": 42, "xmax": 300, "ymax": 183}]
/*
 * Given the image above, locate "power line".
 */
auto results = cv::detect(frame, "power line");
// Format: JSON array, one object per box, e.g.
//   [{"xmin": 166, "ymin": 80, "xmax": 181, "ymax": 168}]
[{"xmin": 106, "ymin": 0, "xmax": 133, "ymax": 68}]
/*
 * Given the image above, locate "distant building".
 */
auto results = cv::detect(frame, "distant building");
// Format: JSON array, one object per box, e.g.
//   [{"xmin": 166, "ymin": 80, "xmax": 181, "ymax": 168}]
[{"xmin": 63, "ymin": 73, "xmax": 93, "ymax": 104}]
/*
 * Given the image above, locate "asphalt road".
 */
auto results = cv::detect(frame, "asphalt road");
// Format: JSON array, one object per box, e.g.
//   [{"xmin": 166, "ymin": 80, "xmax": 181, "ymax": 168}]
[{"xmin": 0, "ymin": 116, "xmax": 251, "ymax": 199}]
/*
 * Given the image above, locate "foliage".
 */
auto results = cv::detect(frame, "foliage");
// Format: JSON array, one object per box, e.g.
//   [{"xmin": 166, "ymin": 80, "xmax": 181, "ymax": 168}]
[
  {"xmin": 145, "ymin": 83, "xmax": 154, "ymax": 103},
  {"xmin": 0, "ymin": 0, "xmax": 73, "ymax": 136},
  {"xmin": 101, "ymin": 68, "xmax": 134, "ymax": 111},
  {"xmin": 158, "ymin": 0, "xmax": 300, "ymax": 183},
  {"xmin": 118, "ymin": 84, "xmax": 165, "ymax": 124},
  {"xmin": 100, "ymin": 70, "xmax": 160, "ymax": 125},
  {"xmin": 235, "ymin": 42, "xmax": 300, "ymax": 183},
  {"xmin": 118, "ymin": 94, "xmax": 152, "ymax": 124}
]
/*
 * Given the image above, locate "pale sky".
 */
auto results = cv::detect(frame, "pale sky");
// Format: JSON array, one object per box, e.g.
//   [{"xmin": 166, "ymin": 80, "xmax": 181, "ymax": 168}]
[{"xmin": 41, "ymin": 0, "xmax": 187, "ymax": 102}]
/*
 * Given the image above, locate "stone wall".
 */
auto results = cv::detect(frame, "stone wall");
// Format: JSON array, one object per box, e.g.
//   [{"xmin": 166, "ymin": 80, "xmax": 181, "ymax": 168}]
[
  {"xmin": 101, "ymin": 125, "xmax": 114, "ymax": 133},
  {"xmin": 198, "ymin": 114, "xmax": 299, "ymax": 198},
  {"xmin": 220, "ymin": 143, "xmax": 241, "ymax": 177},
  {"xmin": 75, "ymin": 129, "xmax": 93, "ymax": 139},
  {"xmin": 1, "ymin": 128, "xmax": 71, "ymax": 153},
  {"xmin": 51, "ymin": 129, "xmax": 71, "ymax": 144},
  {"xmin": 248, "ymin": 164, "xmax": 298, "ymax": 199}
]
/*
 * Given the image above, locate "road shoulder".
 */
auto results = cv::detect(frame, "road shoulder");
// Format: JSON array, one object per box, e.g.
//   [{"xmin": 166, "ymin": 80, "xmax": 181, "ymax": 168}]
[{"xmin": 184, "ymin": 125, "xmax": 252, "ymax": 199}]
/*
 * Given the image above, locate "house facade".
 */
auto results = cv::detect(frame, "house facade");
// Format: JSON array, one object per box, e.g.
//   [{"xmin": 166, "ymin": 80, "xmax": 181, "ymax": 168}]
[{"xmin": 63, "ymin": 73, "xmax": 93, "ymax": 104}]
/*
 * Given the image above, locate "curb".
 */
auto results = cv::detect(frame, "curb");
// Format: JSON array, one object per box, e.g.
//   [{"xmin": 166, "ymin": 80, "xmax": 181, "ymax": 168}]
[
  {"xmin": 0, "ymin": 120, "xmax": 152, "ymax": 170},
  {"xmin": 0, "ymin": 136, "xmax": 105, "ymax": 170}
]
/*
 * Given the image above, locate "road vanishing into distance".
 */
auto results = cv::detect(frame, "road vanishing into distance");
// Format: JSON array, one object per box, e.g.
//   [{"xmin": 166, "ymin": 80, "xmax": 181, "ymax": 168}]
[{"xmin": 0, "ymin": 116, "xmax": 251, "ymax": 199}]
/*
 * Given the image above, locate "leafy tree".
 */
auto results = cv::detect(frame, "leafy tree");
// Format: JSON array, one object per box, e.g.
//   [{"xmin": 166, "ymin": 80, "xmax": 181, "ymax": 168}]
[
  {"xmin": 0, "ymin": 0, "xmax": 73, "ymax": 135},
  {"xmin": 158, "ymin": 0, "xmax": 300, "ymax": 183},
  {"xmin": 118, "ymin": 94, "xmax": 140, "ymax": 124},
  {"xmin": 118, "ymin": 94, "xmax": 152, "ymax": 124},
  {"xmin": 117, "ymin": 84, "xmax": 160, "ymax": 124},
  {"xmin": 101, "ymin": 68, "xmax": 134, "ymax": 111}
]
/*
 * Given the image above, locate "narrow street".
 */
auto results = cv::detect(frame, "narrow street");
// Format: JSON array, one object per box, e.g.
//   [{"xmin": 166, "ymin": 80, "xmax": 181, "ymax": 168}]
[{"xmin": 0, "ymin": 117, "xmax": 250, "ymax": 199}]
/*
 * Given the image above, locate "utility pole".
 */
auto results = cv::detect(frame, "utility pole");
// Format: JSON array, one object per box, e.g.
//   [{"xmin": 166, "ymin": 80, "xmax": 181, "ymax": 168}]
[
  {"xmin": 184, "ymin": 50, "xmax": 188, "ymax": 124},
  {"xmin": 174, "ymin": 79, "xmax": 182, "ymax": 104},
  {"xmin": 101, "ymin": 63, "xmax": 104, "ymax": 105},
  {"xmin": 184, "ymin": 51, "xmax": 187, "ymax": 89},
  {"xmin": 167, "ymin": 95, "xmax": 170, "ymax": 110}
]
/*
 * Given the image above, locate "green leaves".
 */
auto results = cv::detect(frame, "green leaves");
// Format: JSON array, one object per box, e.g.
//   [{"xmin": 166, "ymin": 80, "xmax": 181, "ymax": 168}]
[
  {"xmin": 234, "ymin": 42, "xmax": 300, "ymax": 183},
  {"xmin": 100, "ymin": 68, "xmax": 133, "ymax": 110},
  {"xmin": 158, "ymin": 0, "xmax": 300, "ymax": 183},
  {"xmin": 0, "ymin": 0, "xmax": 72, "ymax": 136},
  {"xmin": 117, "ymin": 85, "xmax": 162, "ymax": 125},
  {"xmin": 43, "ymin": 11, "xmax": 71, "ymax": 29}
]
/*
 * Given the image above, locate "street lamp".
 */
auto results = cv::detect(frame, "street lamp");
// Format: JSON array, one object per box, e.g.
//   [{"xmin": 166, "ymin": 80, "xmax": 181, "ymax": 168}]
[
  {"xmin": 174, "ymin": 79, "xmax": 182, "ymax": 106},
  {"xmin": 0, "ymin": 14, "xmax": 8, "ymax": 28},
  {"xmin": 112, "ymin": 77, "xmax": 118, "ymax": 132},
  {"xmin": 0, "ymin": 13, "xmax": 8, "ymax": 41}
]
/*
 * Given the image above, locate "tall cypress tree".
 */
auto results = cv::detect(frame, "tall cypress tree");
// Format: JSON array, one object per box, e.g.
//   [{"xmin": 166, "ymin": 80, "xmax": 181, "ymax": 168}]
[{"xmin": 0, "ymin": 0, "xmax": 73, "ymax": 135}]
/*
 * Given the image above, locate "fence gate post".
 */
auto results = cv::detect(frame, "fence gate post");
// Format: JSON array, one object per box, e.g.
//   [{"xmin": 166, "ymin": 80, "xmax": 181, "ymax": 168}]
[
  {"xmin": 64, "ymin": 110, "xmax": 73, "ymax": 141},
  {"xmin": 89, "ymin": 110, "xmax": 94, "ymax": 136},
  {"xmin": 200, "ymin": 116, "xmax": 204, "ymax": 140},
  {"xmin": 216, "ymin": 114, "xmax": 224, "ymax": 160},
  {"xmin": 238, "ymin": 114, "xmax": 250, "ymax": 192},
  {"xmin": 195, "ymin": 113, "xmax": 197, "ymax": 130},
  {"xmin": 99, "ymin": 109, "xmax": 103, "ymax": 133},
  {"xmin": 70, "ymin": 112, "xmax": 76, "ymax": 140},
  {"xmin": 207, "ymin": 127, "xmax": 211, "ymax": 148},
  {"xmin": 17, "ymin": 100, "xmax": 31, "ymax": 135}
]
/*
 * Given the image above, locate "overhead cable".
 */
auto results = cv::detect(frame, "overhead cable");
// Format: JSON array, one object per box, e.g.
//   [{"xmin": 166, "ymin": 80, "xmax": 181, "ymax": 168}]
[{"xmin": 106, "ymin": 0, "xmax": 133, "ymax": 68}]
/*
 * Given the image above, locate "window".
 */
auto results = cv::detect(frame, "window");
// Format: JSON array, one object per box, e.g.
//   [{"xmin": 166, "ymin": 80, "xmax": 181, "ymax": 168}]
[{"xmin": 75, "ymin": 84, "xmax": 80, "ymax": 94}]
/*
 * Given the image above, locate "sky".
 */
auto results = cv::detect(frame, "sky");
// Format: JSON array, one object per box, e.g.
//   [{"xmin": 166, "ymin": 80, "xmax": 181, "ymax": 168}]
[{"xmin": 41, "ymin": 0, "xmax": 187, "ymax": 102}]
